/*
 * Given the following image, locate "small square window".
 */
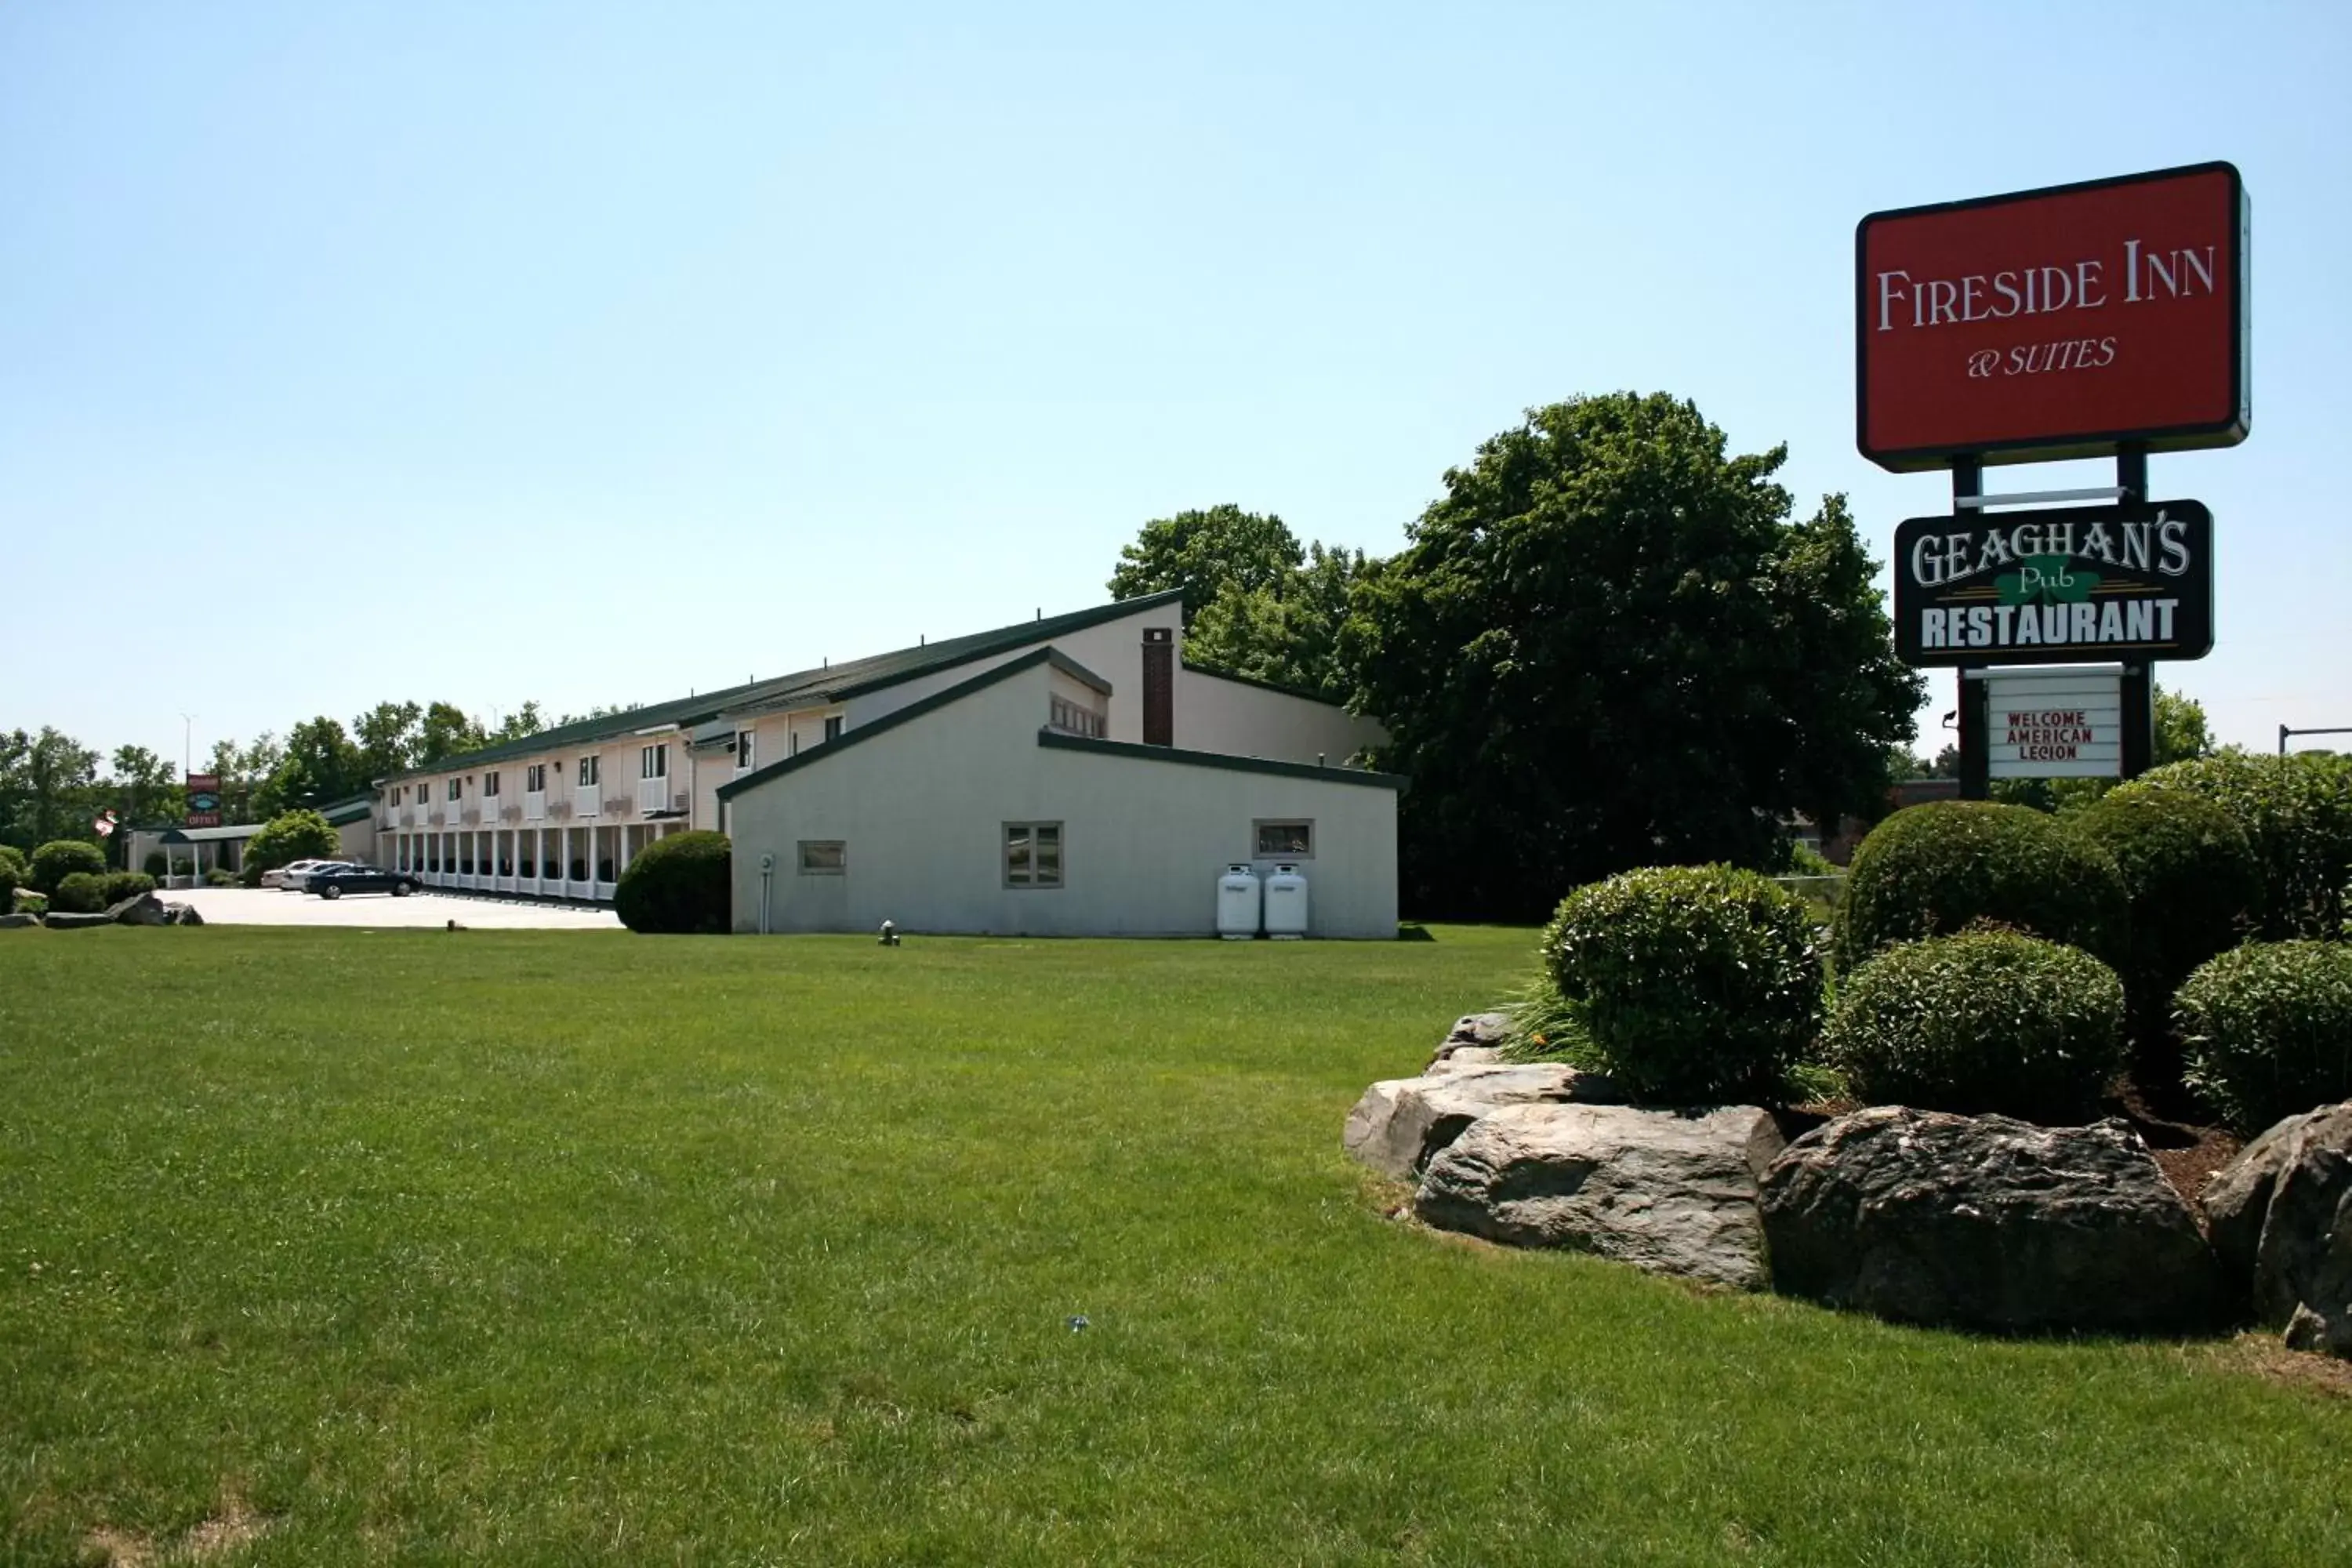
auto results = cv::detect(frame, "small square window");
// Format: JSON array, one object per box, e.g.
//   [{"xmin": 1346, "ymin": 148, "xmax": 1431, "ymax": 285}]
[
  {"xmin": 798, "ymin": 840, "xmax": 845, "ymax": 874},
  {"xmin": 1254, "ymin": 820, "xmax": 1312, "ymax": 858},
  {"xmin": 736, "ymin": 730, "xmax": 757, "ymax": 771},
  {"xmin": 823, "ymin": 715, "xmax": 844, "ymax": 742},
  {"xmin": 1004, "ymin": 822, "xmax": 1064, "ymax": 888}
]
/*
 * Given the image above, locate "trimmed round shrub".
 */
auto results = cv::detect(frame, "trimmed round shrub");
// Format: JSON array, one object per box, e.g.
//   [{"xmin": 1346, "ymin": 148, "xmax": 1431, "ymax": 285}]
[
  {"xmin": 205, "ymin": 868, "xmax": 238, "ymax": 887},
  {"xmin": 97, "ymin": 871, "xmax": 157, "ymax": 907},
  {"xmin": 2133, "ymin": 751, "xmax": 2352, "ymax": 940},
  {"xmin": 245, "ymin": 810, "xmax": 339, "ymax": 879},
  {"xmin": 28, "ymin": 839, "xmax": 107, "ymax": 896},
  {"xmin": 0, "ymin": 845, "xmax": 24, "ymax": 906},
  {"xmin": 143, "ymin": 851, "xmax": 169, "ymax": 877},
  {"xmin": 1832, "ymin": 801, "xmax": 2128, "ymax": 973},
  {"xmin": 2175, "ymin": 941, "xmax": 2352, "ymax": 1134},
  {"xmin": 1825, "ymin": 931, "xmax": 2126, "ymax": 1124},
  {"xmin": 2071, "ymin": 784, "xmax": 2259, "ymax": 1049},
  {"xmin": 615, "ymin": 831, "xmax": 732, "ymax": 935},
  {"xmin": 1541, "ymin": 864, "xmax": 1823, "ymax": 1104},
  {"xmin": 50, "ymin": 871, "xmax": 107, "ymax": 915}
]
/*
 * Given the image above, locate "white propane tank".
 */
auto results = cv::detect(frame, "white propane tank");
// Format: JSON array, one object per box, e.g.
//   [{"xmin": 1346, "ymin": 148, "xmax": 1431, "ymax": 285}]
[
  {"xmin": 1263, "ymin": 863, "xmax": 1308, "ymax": 939},
  {"xmin": 1216, "ymin": 864, "xmax": 1262, "ymax": 939}
]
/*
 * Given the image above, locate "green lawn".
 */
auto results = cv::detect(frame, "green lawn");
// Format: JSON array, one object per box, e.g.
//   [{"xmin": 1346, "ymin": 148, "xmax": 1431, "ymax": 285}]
[{"xmin": 2, "ymin": 927, "xmax": 2346, "ymax": 1566}]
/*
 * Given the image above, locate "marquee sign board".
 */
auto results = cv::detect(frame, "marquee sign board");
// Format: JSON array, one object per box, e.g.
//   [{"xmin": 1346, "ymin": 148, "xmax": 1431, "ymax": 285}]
[
  {"xmin": 1984, "ymin": 668, "xmax": 2125, "ymax": 780},
  {"xmin": 185, "ymin": 772, "xmax": 222, "ymax": 829},
  {"xmin": 1857, "ymin": 162, "xmax": 2249, "ymax": 471},
  {"xmin": 1893, "ymin": 499, "xmax": 2212, "ymax": 667}
]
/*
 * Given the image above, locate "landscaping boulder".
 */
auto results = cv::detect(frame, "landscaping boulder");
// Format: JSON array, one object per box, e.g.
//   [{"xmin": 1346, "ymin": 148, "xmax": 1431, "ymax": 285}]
[
  {"xmin": 1426, "ymin": 1046, "xmax": 1505, "ymax": 1075},
  {"xmin": 1759, "ymin": 1106, "xmax": 2226, "ymax": 1334},
  {"xmin": 165, "ymin": 902, "xmax": 204, "ymax": 927},
  {"xmin": 1414, "ymin": 1102, "xmax": 1785, "ymax": 1290},
  {"xmin": 0, "ymin": 912, "xmax": 38, "ymax": 930},
  {"xmin": 1345, "ymin": 1062, "xmax": 1616, "ymax": 1181},
  {"xmin": 1426, "ymin": 1011, "xmax": 1512, "ymax": 1071},
  {"xmin": 107, "ymin": 891, "xmax": 170, "ymax": 927},
  {"xmin": 42, "ymin": 911, "xmax": 115, "ymax": 931},
  {"xmin": 2203, "ymin": 1101, "xmax": 2352, "ymax": 1359}
]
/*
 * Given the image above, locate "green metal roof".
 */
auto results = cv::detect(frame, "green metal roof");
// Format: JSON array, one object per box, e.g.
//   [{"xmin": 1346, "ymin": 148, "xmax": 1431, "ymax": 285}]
[
  {"xmin": 318, "ymin": 793, "xmax": 375, "ymax": 826},
  {"xmin": 390, "ymin": 590, "xmax": 1184, "ymax": 782}
]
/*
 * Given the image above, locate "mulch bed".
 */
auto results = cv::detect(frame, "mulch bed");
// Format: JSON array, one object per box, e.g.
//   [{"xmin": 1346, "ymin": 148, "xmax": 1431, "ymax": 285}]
[{"xmin": 2107, "ymin": 1078, "xmax": 2242, "ymax": 1205}]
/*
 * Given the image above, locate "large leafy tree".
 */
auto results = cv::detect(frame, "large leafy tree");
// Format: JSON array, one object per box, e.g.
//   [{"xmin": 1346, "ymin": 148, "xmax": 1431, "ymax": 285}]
[
  {"xmin": 1342, "ymin": 393, "xmax": 1923, "ymax": 920},
  {"xmin": 1107, "ymin": 504, "xmax": 1306, "ymax": 620},
  {"xmin": 1184, "ymin": 544, "xmax": 1377, "ymax": 701},
  {"xmin": 204, "ymin": 734, "xmax": 285, "ymax": 826},
  {"xmin": 259, "ymin": 716, "xmax": 365, "ymax": 815},
  {"xmin": 0, "ymin": 727, "xmax": 102, "ymax": 851},
  {"xmin": 352, "ymin": 700, "xmax": 423, "ymax": 782},
  {"xmin": 416, "ymin": 702, "xmax": 485, "ymax": 766}
]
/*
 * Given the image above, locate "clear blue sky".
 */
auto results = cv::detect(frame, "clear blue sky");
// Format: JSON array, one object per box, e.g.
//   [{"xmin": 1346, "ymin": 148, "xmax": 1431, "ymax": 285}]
[{"xmin": 5, "ymin": 2, "xmax": 2347, "ymax": 770}]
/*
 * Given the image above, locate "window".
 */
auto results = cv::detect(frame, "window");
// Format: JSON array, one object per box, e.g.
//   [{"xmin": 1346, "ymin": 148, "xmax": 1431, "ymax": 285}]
[
  {"xmin": 579, "ymin": 756, "xmax": 600, "ymax": 787},
  {"xmin": 483, "ymin": 771, "xmax": 501, "ymax": 797},
  {"xmin": 797, "ymin": 840, "xmax": 846, "ymax": 874},
  {"xmin": 735, "ymin": 730, "xmax": 757, "ymax": 771},
  {"xmin": 525, "ymin": 764, "xmax": 545, "ymax": 793},
  {"xmin": 823, "ymin": 715, "xmax": 844, "ymax": 743},
  {"xmin": 1049, "ymin": 695, "xmax": 1104, "ymax": 739},
  {"xmin": 447, "ymin": 778, "xmax": 463, "ymax": 801},
  {"xmin": 1004, "ymin": 822, "xmax": 1063, "ymax": 888},
  {"xmin": 1254, "ymin": 820, "xmax": 1313, "ymax": 858},
  {"xmin": 641, "ymin": 743, "xmax": 669, "ymax": 779}
]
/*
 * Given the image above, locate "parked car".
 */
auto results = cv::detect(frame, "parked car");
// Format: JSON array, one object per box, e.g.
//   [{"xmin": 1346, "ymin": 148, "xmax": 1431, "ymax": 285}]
[
  {"xmin": 263, "ymin": 858, "xmax": 342, "ymax": 889},
  {"xmin": 303, "ymin": 864, "xmax": 423, "ymax": 900}
]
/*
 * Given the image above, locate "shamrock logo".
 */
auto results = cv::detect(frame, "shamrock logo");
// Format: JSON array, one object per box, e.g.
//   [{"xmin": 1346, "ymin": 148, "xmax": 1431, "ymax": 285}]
[{"xmin": 1995, "ymin": 554, "xmax": 2098, "ymax": 607}]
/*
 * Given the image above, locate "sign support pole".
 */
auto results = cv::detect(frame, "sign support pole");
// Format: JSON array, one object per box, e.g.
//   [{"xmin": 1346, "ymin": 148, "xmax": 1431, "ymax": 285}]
[
  {"xmin": 2114, "ymin": 441, "xmax": 2155, "ymax": 779},
  {"xmin": 1949, "ymin": 456, "xmax": 1991, "ymax": 800}
]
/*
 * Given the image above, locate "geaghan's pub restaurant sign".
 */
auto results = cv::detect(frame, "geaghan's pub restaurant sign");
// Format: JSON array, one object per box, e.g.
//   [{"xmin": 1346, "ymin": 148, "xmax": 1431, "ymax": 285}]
[
  {"xmin": 186, "ymin": 772, "xmax": 222, "ymax": 829},
  {"xmin": 1892, "ymin": 500, "xmax": 2212, "ymax": 667},
  {"xmin": 1857, "ymin": 162, "xmax": 2249, "ymax": 471}
]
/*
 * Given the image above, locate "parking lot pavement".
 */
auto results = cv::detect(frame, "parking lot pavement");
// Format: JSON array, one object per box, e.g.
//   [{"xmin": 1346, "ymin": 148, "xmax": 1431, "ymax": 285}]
[{"xmin": 162, "ymin": 887, "xmax": 623, "ymax": 929}]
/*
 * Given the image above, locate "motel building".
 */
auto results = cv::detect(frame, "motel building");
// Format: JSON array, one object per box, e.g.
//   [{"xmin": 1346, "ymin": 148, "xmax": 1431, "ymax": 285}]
[{"xmin": 375, "ymin": 591, "xmax": 1402, "ymax": 938}]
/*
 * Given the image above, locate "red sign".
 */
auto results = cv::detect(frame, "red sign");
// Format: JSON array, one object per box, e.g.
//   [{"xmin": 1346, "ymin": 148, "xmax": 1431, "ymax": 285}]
[
  {"xmin": 1857, "ymin": 162, "xmax": 2248, "ymax": 471},
  {"xmin": 186, "ymin": 772, "xmax": 221, "ymax": 829}
]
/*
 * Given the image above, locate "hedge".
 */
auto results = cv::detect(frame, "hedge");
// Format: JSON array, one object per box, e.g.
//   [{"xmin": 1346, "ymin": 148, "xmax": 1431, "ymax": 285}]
[
  {"xmin": 1824, "ymin": 931, "xmax": 2125, "ymax": 1125},
  {"xmin": 615, "ymin": 831, "xmax": 732, "ymax": 935},
  {"xmin": 28, "ymin": 840, "xmax": 107, "ymax": 897},
  {"xmin": 97, "ymin": 871, "xmax": 157, "ymax": 908},
  {"xmin": 2132, "ymin": 750, "xmax": 2352, "ymax": 940},
  {"xmin": 2071, "ymin": 784, "xmax": 2259, "ymax": 1058},
  {"xmin": 2175, "ymin": 941, "xmax": 2352, "ymax": 1134},
  {"xmin": 1833, "ymin": 801, "xmax": 2128, "ymax": 972},
  {"xmin": 50, "ymin": 871, "xmax": 107, "ymax": 915},
  {"xmin": 1541, "ymin": 864, "xmax": 1823, "ymax": 1104},
  {"xmin": 0, "ymin": 845, "xmax": 24, "ymax": 906}
]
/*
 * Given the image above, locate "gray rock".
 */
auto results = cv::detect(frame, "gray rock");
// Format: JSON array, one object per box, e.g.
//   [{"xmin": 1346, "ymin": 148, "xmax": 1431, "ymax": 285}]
[
  {"xmin": 1425, "ymin": 1046, "xmax": 1505, "ymax": 1075},
  {"xmin": 1760, "ymin": 1106, "xmax": 2226, "ymax": 1334},
  {"xmin": 2214, "ymin": 1102, "xmax": 2352, "ymax": 1359},
  {"xmin": 0, "ymin": 912, "xmax": 38, "ymax": 930},
  {"xmin": 42, "ymin": 911, "xmax": 115, "ymax": 931},
  {"xmin": 107, "ymin": 891, "xmax": 169, "ymax": 926},
  {"xmin": 1426, "ymin": 1010, "xmax": 1513, "ymax": 1070},
  {"xmin": 1414, "ymin": 1102, "xmax": 1786, "ymax": 1290},
  {"xmin": 2202, "ymin": 1107, "xmax": 2320, "ymax": 1288},
  {"xmin": 165, "ymin": 902, "xmax": 204, "ymax": 927},
  {"xmin": 1345, "ymin": 1063, "xmax": 1615, "ymax": 1181}
]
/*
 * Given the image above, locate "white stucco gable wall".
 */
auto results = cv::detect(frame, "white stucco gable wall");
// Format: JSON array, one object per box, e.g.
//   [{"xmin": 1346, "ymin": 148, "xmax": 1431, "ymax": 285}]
[
  {"xmin": 1174, "ymin": 666, "xmax": 1388, "ymax": 768},
  {"xmin": 840, "ymin": 597, "xmax": 1182, "ymax": 743},
  {"xmin": 724, "ymin": 653, "xmax": 1400, "ymax": 938}
]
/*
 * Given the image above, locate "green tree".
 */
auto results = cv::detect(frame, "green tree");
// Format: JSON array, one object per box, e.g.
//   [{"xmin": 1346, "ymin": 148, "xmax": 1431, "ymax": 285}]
[
  {"xmin": 243, "ymin": 810, "xmax": 340, "ymax": 879},
  {"xmin": 2154, "ymin": 687, "xmax": 2214, "ymax": 766},
  {"xmin": 1341, "ymin": 392, "xmax": 1923, "ymax": 920},
  {"xmin": 416, "ymin": 702, "xmax": 485, "ymax": 766},
  {"xmin": 260, "ymin": 717, "xmax": 364, "ymax": 815},
  {"xmin": 1107, "ymin": 504, "xmax": 1305, "ymax": 620},
  {"xmin": 352, "ymin": 701, "xmax": 423, "ymax": 781},
  {"xmin": 491, "ymin": 701, "xmax": 547, "ymax": 743},
  {"xmin": 1183, "ymin": 544, "xmax": 1377, "ymax": 701},
  {"xmin": 0, "ymin": 728, "xmax": 102, "ymax": 852},
  {"xmin": 205, "ymin": 734, "xmax": 285, "ymax": 826}
]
